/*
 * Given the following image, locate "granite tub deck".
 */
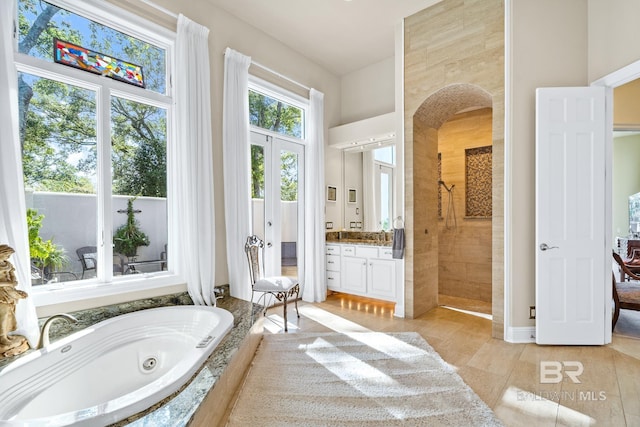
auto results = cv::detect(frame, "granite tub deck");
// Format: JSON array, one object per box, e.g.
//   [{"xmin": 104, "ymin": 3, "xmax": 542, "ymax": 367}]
[
  {"xmin": 326, "ymin": 230, "xmax": 394, "ymax": 246},
  {"xmin": 0, "ymin": 289, "xmax": 263, "ymax": 427}
]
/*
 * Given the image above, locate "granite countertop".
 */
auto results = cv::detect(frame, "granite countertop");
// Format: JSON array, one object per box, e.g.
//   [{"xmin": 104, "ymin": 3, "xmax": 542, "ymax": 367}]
[
  {"xmin": 327, "ymin": 238, "xmax": 393, "ymax": 247},
  {"xmin": 0, "ymin": 287, "xmax": 261, "ymax": 426},
  {"xmin": 325, "ymin": 231, "xmax": 394, "ymax": 247}
]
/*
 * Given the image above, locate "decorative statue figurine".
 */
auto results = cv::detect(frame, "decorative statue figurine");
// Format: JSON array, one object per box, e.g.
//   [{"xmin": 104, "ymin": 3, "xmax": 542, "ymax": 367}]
[{"xmin": 0, "ymin": 244, "xmax": 29, "ymax": 358}]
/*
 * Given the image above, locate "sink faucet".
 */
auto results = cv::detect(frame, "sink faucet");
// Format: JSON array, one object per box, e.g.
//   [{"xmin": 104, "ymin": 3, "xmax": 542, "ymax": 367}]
[{"xmin": 37, "ymin": 313, "xmax": 78, "ymax": 349}]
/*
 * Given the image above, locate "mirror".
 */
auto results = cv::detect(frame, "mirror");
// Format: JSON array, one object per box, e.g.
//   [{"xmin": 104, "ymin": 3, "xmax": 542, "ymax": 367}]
[
  {"xmin": 339, "ymin": 145, "xmax": 396, "ymax": 232},
  {"xmin": 326, "ymin": 112, "xmax": 397, "ymax": 232}
]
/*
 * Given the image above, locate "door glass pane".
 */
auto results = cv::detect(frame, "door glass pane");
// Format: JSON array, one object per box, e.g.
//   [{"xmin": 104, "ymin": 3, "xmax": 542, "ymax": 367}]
[
  {"xmin": 20, "ymin": 72, "xmax": 97, "ymax": 285},
  {"xmin": 281, "ymin": 149, "xmax": 299, "ymax": 277},
  {"xmin": 111, "ymin": 96, "xmax": 167, "ymax": 274},
  {"xmin": 251, "ymin": 144, "xmax": 266, "ymax": 241}
]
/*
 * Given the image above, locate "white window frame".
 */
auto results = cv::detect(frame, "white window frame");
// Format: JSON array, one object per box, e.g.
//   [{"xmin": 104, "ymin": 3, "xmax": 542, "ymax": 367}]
[{"xmin": 13, "ymin": 0, "xmax": 182, "ymax": 307}]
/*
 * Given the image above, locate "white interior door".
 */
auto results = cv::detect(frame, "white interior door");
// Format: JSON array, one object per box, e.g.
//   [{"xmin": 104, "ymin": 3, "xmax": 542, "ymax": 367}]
[{"xmin": 535, "ymin": 86, "xmax": 608, "ymax": 345}]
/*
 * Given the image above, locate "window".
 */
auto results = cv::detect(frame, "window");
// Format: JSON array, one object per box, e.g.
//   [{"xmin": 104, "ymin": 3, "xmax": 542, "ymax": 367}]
[
  {"xmin": 249, "ymin": 88, "xmax": 304, "ymax": 138},
  {"xmin": 15, "ymin": 0, "xmax": 174, "ymax": 296}
]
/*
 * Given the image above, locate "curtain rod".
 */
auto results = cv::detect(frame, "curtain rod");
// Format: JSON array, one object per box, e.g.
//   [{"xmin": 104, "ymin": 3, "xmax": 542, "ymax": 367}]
[
  {"xmin": 251, "ymin": 60, "xmax": 311, "ymax": 92},
  {"xmin": 138, "ymin": 0, "xmax": 178, "ymax": 19}
]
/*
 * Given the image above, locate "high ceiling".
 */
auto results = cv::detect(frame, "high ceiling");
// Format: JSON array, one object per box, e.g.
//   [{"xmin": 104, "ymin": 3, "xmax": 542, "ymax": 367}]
[{"xmin": 205, "ymin": 0, "xmax": 441, "ymax": 76}]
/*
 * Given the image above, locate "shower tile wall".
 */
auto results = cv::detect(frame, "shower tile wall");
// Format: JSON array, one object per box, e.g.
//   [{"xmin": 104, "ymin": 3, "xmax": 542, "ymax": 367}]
[
  {"xmin": 404, "ymin": 0, "xmax": 504, "ymax": 336},
  {"xmin": 438, "ymin": 108, "xmax": 493, "ymax": 302}
]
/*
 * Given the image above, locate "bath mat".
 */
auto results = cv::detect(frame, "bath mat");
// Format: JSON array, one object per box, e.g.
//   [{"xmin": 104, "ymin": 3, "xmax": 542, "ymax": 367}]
[{"xmin": 226, "ymin": 332, "xmax": 503, "ymax": 426}]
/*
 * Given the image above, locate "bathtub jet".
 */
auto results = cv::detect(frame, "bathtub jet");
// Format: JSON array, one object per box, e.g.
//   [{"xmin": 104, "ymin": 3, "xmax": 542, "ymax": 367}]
[{"xmin": 0, "ymin": 305, "xmax": 233, "ymax": 426}]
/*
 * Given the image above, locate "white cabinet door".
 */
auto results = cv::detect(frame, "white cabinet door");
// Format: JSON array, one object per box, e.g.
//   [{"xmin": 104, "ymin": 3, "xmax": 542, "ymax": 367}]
[
  {"xmin": 342, "ymin": 256, "xmax": 367, "ymax": 294},
  {"xmin": 368, "ymin": 259, "xmax": 396, "ymax": 300},
  {"xmin": 326, "ymin": 270, "xmax": 341, "ymax": 290}
]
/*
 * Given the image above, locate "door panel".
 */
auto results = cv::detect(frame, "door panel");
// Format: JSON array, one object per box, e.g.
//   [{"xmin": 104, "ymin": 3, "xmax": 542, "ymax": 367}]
[
  {"xmin": 250, "ymin": 131, "xmax": 303, "ymax": 279},
  {"xmin": 535, "ymin": 86, "xmax": 607, "ymax": 345}
]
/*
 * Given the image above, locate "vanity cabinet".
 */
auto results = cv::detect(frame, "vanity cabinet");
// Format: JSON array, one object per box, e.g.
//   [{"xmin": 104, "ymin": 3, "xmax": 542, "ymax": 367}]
[{"xmin": 326, "ymin": 243, "xmax": 398, "ymax": 302}]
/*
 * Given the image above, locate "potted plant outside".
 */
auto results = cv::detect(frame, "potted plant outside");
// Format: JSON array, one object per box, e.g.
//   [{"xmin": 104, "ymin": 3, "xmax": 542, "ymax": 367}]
[
  {"xmin": 27, "ymin": 208, "xmax": 69, "ymax": 281},
  {"xmin": 113, "ymin": 197, "xmax": 149, "ymax": 261}
]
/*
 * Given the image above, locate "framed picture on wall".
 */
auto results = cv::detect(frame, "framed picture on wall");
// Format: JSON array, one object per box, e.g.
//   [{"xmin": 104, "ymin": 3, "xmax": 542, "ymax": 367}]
[
  {"xmin": 347, "ymin": 188, "xmax": 357, "ymax": 204},
  {"xmin": 327, "ymin": 185, "xmax": 337, "ymax": 202}
]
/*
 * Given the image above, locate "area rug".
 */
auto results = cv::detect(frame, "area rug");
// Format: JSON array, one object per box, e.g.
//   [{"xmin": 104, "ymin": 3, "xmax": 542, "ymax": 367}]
[{"xmin": 226, "ymin": 332, "xmax": 503, "ymax": 426}]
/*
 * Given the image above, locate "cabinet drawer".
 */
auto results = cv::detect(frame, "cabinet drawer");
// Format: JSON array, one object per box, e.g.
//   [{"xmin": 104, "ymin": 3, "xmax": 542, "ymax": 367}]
[
  {"xmin": 326, "ymin": 270, "xmax": 341, "ymax": 289},
  {"xmin": 356, "ymin": 246, "xmax": 378, "ymax": 258},
  {"xmin": 326, "ymin": 254, "xmax": 341, "ymax": 271},
  {"xmin": 341, "ymin": 246, "xmax": 356, "ymax": 256},
  {"xmin": 326, "ymin": 244, "xmax": 340, "ymax": 255},
  {"xmin": 378, "ymin": 247, "xmax": 393, "ymax": 259}
]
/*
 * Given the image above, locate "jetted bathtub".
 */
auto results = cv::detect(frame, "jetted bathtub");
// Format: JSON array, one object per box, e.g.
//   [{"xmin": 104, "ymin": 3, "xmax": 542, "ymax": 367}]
[{"xmin": 0, "ymin": 305, "xmax": 233, "ymax": 426}]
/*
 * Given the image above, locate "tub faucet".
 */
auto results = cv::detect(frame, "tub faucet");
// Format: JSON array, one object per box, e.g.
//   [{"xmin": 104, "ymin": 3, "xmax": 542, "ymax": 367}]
[{"xmin": 37, "ymin": 313, "xmax": 78, "ymax": 349}]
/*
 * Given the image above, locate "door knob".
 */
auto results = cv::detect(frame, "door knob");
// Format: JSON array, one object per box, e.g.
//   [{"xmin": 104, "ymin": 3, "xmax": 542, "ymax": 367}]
[
  {"xmin": 267, "ymin": 242, "xmax": 273, "ymax": 248},
  {"xmin": 267, "ymin": 221, "xmax": 272, "ymax": 227},
  {"xmin": 539, "ymin": 243, "xmax": 558, "ymax": 251}
]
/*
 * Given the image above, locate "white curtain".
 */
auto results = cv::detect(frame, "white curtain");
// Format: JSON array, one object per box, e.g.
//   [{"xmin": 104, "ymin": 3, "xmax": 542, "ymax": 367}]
[
  {"xmin": 302, "ymin": 89, "xmax": 327, "ymax": 302},
  {"xmin": 222, "ymin": 48, "xmax": 252, "ymax": 301},
  {"xmin": 173, "ymin": 15, "xmax": 215, "ymax": 306},
  {"xmin": 0, "ymin": 1, "xmax": 39, "ymax": 345},
  {"xmin": 363, "ymin": 150, "xmax": 378, "ymax": 231}
]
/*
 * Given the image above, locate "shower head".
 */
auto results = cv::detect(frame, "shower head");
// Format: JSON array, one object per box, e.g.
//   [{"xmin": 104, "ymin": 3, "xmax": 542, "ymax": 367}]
[{"xmin": 439, "ymin": 180, "xmax": 454, "ymax": 192}]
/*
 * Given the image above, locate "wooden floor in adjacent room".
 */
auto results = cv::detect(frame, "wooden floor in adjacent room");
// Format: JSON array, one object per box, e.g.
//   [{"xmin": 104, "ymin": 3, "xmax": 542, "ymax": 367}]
[{"xmin": 228, "ymin": 293, "xmax": 640, "ymax": 427}]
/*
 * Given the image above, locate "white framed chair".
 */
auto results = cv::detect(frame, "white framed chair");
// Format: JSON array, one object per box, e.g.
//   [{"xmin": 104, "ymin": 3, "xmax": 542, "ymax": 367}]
[{"xmin": 244, "ymin": 235, "xmax": 300, "ymax": 332}]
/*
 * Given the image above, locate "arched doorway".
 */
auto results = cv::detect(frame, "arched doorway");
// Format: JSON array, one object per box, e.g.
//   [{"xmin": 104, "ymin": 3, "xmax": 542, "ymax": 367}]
[{"xmin": 405, "ymin": 83, "xmax": 498, "ymax": 325}]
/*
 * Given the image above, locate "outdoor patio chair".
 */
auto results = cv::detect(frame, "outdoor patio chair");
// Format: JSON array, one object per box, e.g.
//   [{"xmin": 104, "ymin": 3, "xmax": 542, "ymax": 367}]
[
  {"xmin": 77, "ymin": 246, "xmax": 128, "ymax": 278},
  {"xmin": 245, "ymin": 235, "xmax": 299, "ymax": 332},
  {"xmin": 76, "ymin": 246, "xmax": 97, "ymax": 279}
]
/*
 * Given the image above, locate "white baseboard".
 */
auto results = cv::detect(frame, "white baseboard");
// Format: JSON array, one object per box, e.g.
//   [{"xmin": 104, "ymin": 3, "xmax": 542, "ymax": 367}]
[{"xmin": 505, "ymin": 326, "xmax": 536, "ymax": 343}]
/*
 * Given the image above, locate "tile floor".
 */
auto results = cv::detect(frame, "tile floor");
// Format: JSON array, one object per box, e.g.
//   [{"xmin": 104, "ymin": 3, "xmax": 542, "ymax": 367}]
[{"xmin": 248, "ymin": 293, "xmax": 640, "ymax": 427}]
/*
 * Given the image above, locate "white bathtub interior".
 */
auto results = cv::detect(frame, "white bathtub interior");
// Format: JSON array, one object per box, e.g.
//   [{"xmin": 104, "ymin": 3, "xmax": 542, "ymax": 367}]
[{"xmin": 0, "ymin": 305, "xmax": 233, "ymax": 426}]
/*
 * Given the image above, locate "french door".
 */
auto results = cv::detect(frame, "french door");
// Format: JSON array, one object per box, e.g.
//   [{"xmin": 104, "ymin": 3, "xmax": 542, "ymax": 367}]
[{"xmin": 250, "ymin": 130, "xmax": 304, "ymax": 279}]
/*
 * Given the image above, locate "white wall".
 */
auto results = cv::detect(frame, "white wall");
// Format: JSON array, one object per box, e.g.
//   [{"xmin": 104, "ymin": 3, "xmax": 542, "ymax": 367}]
[
  {"xmin": 588, "ymin": 0, "xmax": 640, "ymax": 83},
  {"xmin": 340, "ymin": 56, "xmax": 395, "ymax": 123},
  {"xmin": 508, "ymin": 0, "xmax": 588, "ymax": 327}
]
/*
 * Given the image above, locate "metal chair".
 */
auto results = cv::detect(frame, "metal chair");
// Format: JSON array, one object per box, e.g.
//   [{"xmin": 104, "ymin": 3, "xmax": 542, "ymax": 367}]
[
  {"xmin": 244, "ymin": 235, "xmax": 300, "ymax": 332},
  {"xmin": 77, "ymin": 246, "xmax": 128, "ymax": 278},
  {"xmin": 76, "ymin": 246, "xmax": 97, "ymax": 279}
]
